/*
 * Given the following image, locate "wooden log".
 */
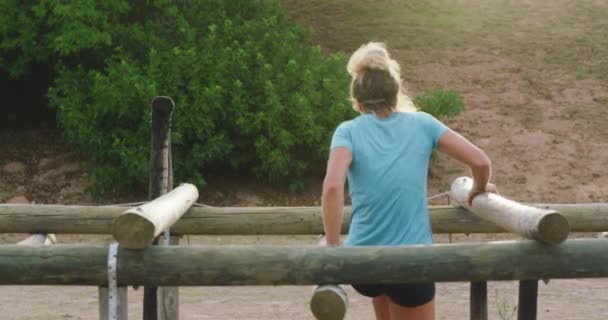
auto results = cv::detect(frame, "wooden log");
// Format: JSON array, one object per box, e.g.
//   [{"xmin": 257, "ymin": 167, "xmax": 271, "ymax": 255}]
[
  {"xmin": 1, "ymin": 239, "xmax": 608, "ymax": 286},
  {"xmin": 2, "ymin": 203, "xmax": 607, "ymax": 235},
  {"xmin": 310, "ymin": 236, "xmax": 348, "ymax": 320},
  {"xmin": 517, "ymin": 280, "xmax": 538, "ymax": 320},
  {"xmin": 17, "ymin": 233, "xmax": 56, "ymax": 245},
  {"xmin": 449, "ymin": 177, "xmax": 570, "ymax": 244},
  {"xmin": 469, "ymin": 282, "xmax": 487, "ymax": 320},
  {"xmin": 311, "ymin": 285, "xmax": 348, "ymax": 320},
  {"xmin": 112, "ymin": 184, "xmax": 198, "ymax": 249},
  {"xmin": 99, "ymin": 286, "xmax": 128, "ymax": 320}
]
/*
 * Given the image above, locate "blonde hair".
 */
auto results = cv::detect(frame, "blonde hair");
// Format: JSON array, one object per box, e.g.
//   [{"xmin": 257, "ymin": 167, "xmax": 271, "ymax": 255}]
[{"xmin": 347, "ymin": 42, "xmax": 416, "ymax": 113}]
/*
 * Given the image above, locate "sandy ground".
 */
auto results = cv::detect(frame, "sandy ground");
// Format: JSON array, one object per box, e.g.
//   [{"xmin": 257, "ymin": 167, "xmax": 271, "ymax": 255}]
[
  {"xmin": 1, "ymin": 0, "xmax": 608, "ymax": 319},
  {"xmin": 3, "ymin": 279, "xmax": 608, "ymax": 320}
]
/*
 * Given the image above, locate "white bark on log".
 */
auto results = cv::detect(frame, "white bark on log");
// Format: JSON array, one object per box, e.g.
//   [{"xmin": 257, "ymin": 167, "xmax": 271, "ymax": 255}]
[
  {"xmin": 112, "ymin": 184, "xmax": 198, "ymax": 249},
  {"xmin": 310, "ymin": 236, "xmax": 348, "ymax": 320},
  {"xmin": 17, "ymin": 234, "xmax": 56, "ymax": 245},
  {"xmin": 449, "ymin": 177, "xmax": 569, "ymax": 244}
]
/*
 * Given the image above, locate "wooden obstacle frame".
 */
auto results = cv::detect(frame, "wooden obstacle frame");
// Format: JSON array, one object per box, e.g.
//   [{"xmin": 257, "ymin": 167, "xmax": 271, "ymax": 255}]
[{"xmin": 1, "ymin": 96, "xmax": 608, "ymax": 320}]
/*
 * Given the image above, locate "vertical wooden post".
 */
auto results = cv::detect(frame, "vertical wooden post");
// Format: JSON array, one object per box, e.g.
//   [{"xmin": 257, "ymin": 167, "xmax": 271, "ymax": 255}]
[
  {"xmin": 157, "ymin": 249, "xmax": 179, "ymax": 319},
  {"xmin": 470, "ymin": 281, "xmax": 487, "ymax": 320},
  {"xmin": 99, "ymin": 287, "xmax": 128, "ymax": 320},
  {"xmin": 144, "ymin": 96, "xmax": 176, "ymax": 320},
  {"xmin": 517, "ymin": 280, "xmax": 538, "ymax": 320},
  {"xmin": 157, "ymin": 132, "xmax": 180, "ymax": 320},
  {"xmin": 148, "ymin": 96, "xmax": 174, "ymax": 200},
  {"xmin": 167, "ymin": 141, "xmax": 173, "ymax": 192}
]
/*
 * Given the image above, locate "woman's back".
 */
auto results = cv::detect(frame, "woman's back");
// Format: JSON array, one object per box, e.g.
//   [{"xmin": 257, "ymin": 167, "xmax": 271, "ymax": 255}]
[{"xmin": 331, "ymin": 112, "xmax": 447, "ymax": 246}]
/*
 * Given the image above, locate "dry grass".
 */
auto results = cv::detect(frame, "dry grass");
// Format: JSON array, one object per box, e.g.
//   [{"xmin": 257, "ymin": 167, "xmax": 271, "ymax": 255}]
[
  {"xmin": 283, "ymin": 0, "xmax": 608, "ymax": 83},
  {"xmin": 282, "ymin": 0, "xmax": 608, "ymax": 206}
]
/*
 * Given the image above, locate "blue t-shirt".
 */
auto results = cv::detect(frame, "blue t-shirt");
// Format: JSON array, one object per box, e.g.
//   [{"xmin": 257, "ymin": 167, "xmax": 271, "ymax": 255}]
[{"xmin": 330, "ymin": 112, "xmax": 448, "ymax": 246}]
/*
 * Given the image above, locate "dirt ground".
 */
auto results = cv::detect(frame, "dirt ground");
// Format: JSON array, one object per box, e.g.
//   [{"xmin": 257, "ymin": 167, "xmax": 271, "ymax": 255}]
[{"xmin": 1, "ymin": 0, "xmax": 608, "ymax": 319}]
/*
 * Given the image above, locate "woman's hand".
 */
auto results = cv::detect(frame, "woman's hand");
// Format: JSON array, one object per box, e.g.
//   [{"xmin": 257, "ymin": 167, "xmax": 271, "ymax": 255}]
[
  {"xmin": 467, "ymin": 182, "xmax": 498, "ymax": 206},
  {"xmin": 318, "ymin": 235, "xmax": 341, "ymax": 247}
]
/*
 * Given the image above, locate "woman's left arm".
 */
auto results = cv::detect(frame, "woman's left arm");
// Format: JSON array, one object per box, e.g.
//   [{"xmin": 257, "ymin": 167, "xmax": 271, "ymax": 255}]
[{"xmin": 322, "ymin": 147, "xmax": 352, "ymax": 246}]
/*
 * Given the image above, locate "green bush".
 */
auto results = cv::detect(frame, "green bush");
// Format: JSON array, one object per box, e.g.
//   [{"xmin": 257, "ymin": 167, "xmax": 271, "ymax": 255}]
[
  {"xmin": 1, "ymin": 1, "xmax": 353, "ymax": 193},
  {"xmin": 0, "ymin": 1, "xmax": 465, "ymax": 194},
  {"xmin": 415, "ymin": 89, "xmax": 465, "ymax": 120}
]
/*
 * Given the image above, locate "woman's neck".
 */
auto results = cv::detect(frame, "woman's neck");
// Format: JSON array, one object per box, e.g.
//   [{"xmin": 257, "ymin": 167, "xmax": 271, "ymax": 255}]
[{"xmin": 374, "ymin": 110, "xmax": 393, "ymax": 119}]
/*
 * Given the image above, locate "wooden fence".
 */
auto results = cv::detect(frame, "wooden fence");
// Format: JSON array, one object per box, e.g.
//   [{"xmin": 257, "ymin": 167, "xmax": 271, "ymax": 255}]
[{"xmin": 2, "ymin": 96, "xmax": 607, "ymax": 320}]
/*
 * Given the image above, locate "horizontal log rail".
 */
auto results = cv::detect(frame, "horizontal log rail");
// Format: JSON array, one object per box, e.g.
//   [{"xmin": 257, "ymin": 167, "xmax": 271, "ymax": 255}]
[
  {"xmin": 0, "ymin": 203, "xmax": 606, "ymax": 235},
  {"xmin": 0, "ymin": 239, "xmax": 607, "ymax": 286}
]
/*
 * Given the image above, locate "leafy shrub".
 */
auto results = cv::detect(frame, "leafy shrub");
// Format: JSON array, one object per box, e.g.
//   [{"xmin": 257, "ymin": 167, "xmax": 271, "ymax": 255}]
[
  {"xmin": 0, "ymin": 1, "xmax": 126, "ymax": 77},
  {"xmin": 415, "ymin": 89, "xmax": 465, "ymax": 120},
  {"xmin": 1, "ymin": 1, "xmax": 353, "ymax": 193},
  {"xmin": 0, "ymin": 1, "xmax": 465, "ymax": 195}
]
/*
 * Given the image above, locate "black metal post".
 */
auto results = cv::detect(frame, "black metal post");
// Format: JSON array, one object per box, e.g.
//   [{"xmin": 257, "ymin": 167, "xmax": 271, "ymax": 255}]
[
  {"xmin": 517, "ymin": 280, "xmax": 538, "ymax": 320},
  {"xmin": 143, "ymin": 96, "xmax": 175, "ymax": 320},
  {"xmin": 470, "ymin": 281, "xmax": 488, "ymax": 320}
]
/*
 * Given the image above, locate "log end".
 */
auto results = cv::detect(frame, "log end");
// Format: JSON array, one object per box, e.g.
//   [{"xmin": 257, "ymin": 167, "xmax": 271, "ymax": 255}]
[
  {"xmin": 537, "ymin": 211, "xmax": 570, "ymax": 244},
  {"xmin": 310, "ymin": 285, "xmax": 348, "ymax": 320},
  {"xmin": 151, "ymin": 96, "xmax": 175, "ymax": 115},
  {"xmin": 112, "ymin": 212, "xmax": 156, "ymax": 249},
  {"xmin": 45, "ymin": 234, "xmax": 57, "ymax": 245},
  {"xmin": 17, "ymin": 234, "xmax": 56, "ymax": 245},
  {"xmin": 449, "ymin": 176, "xmax": 472, "ymax": 205}
]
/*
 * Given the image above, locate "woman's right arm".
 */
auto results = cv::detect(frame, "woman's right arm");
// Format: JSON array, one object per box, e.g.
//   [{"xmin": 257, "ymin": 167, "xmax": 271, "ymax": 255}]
[
  {"xmin": 437, "ymin": 129, "xmax": 495, "ymax": 205},
  {"xmin": 322, "ymin": 147, "xmax": 352, "ymax": 246}
]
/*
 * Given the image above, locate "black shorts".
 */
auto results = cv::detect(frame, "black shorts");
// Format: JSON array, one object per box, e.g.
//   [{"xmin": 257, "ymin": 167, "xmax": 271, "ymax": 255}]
[{"xmin": 352, "ymin": 283, "xmax": 435, "ymax": 308}]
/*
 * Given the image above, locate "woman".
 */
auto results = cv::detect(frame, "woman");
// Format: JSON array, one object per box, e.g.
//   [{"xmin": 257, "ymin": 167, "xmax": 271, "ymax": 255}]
[{"xmin": 322, "ymin": 42, "xmax": 496, "ymax": 320}]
